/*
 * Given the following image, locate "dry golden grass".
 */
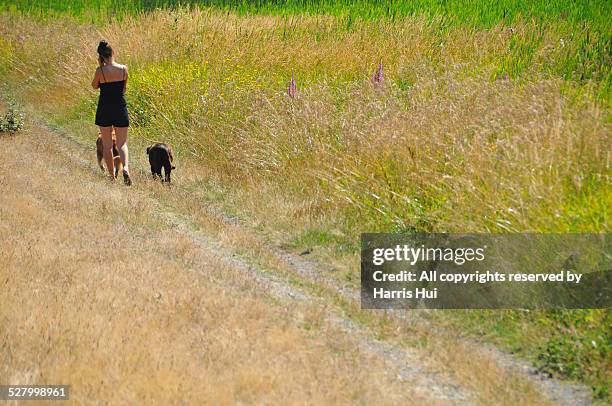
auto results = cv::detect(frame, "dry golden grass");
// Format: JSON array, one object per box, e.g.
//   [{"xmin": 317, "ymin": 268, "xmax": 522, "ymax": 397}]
[{"xmin": 0, "ymin": 126, "xmax": 436, "ymax": 404}]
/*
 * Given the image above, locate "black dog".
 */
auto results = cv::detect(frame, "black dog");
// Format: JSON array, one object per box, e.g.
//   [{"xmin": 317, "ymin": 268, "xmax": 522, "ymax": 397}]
[{"xmin": 146, "ymin": 143, "xmax": 175, "ymax": 182}]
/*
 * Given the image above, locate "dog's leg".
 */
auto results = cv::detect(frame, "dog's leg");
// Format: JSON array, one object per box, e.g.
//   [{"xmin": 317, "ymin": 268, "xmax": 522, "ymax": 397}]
[
  {"xmin": 97, "ymin": 151, "xmax": 105, "ymax": 171},
  {"xmin": 96, "ymin": 137, "xmax": 105, "ymax": 172},
  {"xmin": 151, "ymin": 166, "xmax": 162, "ymax": 181},
  {"xmin": 163, "ymin": 163, "xmax": 172, "ymax": 183},
  {"xmin": 115, "ymin": 158, "xmax": 123, "ymax": 179}
]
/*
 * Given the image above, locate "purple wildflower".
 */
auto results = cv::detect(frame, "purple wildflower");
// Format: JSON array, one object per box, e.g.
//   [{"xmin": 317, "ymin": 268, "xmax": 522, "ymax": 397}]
[
  {"xmin": 372, "ymin": 61, "xmax": 384, "ymax": 85},
  {"xmin": 287, "ymin": 73, "xmax": 297, "ymax": 98}
]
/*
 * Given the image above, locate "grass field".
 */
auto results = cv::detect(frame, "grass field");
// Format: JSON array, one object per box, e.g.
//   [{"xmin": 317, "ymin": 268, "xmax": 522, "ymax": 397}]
[{"xmin": 0, "ymin": 0, "xmax": 610, "ymax": 401}]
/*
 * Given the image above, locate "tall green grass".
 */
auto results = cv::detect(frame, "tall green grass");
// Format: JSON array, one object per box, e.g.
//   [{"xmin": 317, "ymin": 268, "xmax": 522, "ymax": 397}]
[
  {"xmin": 2, "ymin": 0, "xmax": 610, "ymax": 99},
  {"xmin": 2, "ymin": 0, "xmax": 611, "ymax": 28}
]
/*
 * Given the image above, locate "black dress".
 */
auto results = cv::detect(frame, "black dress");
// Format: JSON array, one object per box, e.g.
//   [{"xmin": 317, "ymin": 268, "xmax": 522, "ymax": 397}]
[{"xmin": 95, "ymin": 66, "xmax": 129, "ymax": 127}]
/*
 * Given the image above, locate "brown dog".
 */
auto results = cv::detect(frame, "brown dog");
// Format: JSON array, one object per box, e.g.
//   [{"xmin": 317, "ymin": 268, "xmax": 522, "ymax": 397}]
[{"xmin": 96, "ymin": 132, "xmax": 122, "ymax": 178}]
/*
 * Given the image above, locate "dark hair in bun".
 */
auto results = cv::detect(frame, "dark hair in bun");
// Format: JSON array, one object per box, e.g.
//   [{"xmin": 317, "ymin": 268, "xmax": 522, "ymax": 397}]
[{"xmin": 97, "ymin": 40, "xmax": 113, "ymax": 59}]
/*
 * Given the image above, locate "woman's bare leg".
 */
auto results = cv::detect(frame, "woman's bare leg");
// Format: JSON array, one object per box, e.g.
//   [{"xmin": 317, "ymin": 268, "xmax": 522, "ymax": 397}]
[
  {"xmin": 114, "ymin": 126, "xmax": 129, "ymax": 174},
  {"xmin": 99, "ymin": 126, "xmax": 115, "ymax": 178},
  {"xmin": 114, "ymin": 126, "xmax": 131, "ymax": 185}
]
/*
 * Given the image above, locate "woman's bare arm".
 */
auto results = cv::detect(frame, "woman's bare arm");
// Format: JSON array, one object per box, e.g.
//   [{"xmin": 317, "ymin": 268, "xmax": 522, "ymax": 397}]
[
  {"xmin": 91, "ymin": 68, "xmax": 101, "ymax": 89},
  {"xmin": 123, "ymin": 65, "xmax": 128, "ymax": 93}
]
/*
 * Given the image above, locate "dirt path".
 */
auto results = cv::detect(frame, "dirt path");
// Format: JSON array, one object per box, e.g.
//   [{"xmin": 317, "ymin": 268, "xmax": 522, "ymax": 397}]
[{"xmin": 0, "ymin": 116, "xmax": 594, "ymax": 405}]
